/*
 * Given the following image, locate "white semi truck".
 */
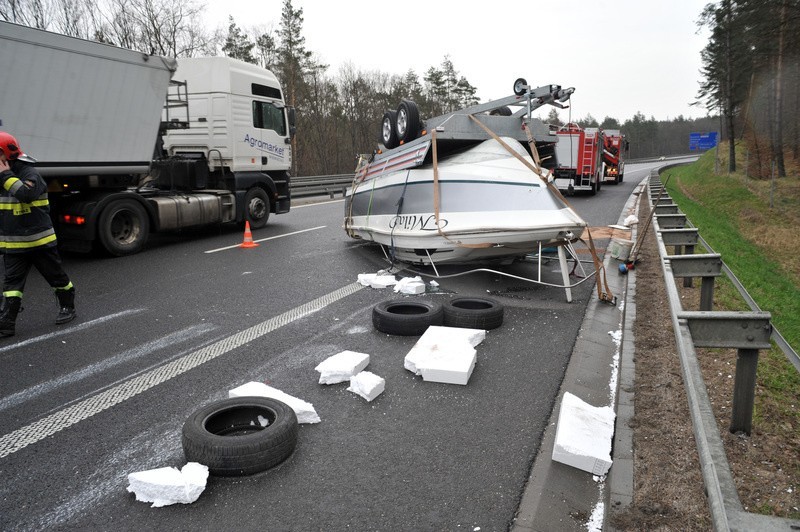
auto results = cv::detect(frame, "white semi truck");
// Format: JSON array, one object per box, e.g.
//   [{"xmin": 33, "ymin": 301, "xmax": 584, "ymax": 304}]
[{"xmin": 0, "ymin": 21, "xmax": 295, "ymax": 255}]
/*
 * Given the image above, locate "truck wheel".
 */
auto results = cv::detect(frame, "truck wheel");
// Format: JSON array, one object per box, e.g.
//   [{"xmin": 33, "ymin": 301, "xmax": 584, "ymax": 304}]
[
  {"xmin": 182, "ymin": 397, "xmax": 298, "ymax": 477},
  {"xmin": 380, "ymin": 110, "xmax": 399, "ymax": 149},
  {"xmin": 395, "ymin": 100, "xmax": 420, "ymax": 144},
  {"xmin": 98, "ymin": 199, "xmax": 150, "ymax": 256},
  {"xmin": 244, "ymin": 187, "xmax": 270, "ymax": 229}
]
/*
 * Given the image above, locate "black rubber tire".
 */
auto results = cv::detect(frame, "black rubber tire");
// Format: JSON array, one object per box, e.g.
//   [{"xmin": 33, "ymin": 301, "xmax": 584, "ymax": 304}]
[
  {"xmin": 513, "ymin": 78, "xmax": 528, "ymax": 96},
  {"xmin": 380, "ymin": 110, "xmax": 399, "ymax": 149},
  {"xmin": 97, "ymin": 199, "xmax": 150, "ymax": 256},
  {"xmin": 443, "ymin": 297, "xmax": 504, "ymax": 330},
  {"xmin": 244, "ymin": 187, "xmax": 270, "ymax": 229},
  {"xmin": 395, "ymin": 100, "xmax": 420, "ymax": 144},
  {"xmin": 372, "ymin": 299, "xmax": 443, "ymax": 336},
  {"xmin": 182, "ymin": 397, "xmax": 298, "ymax": 477}
]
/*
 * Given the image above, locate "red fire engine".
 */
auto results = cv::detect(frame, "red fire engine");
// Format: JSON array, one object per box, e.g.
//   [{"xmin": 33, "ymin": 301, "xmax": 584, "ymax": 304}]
[
  {"xmin": 552, "ymin": 123, "xmax": 603, "ymax": 195},
  {"xmin": 601, "ymin": 129, "xmax": 628, "ymax": 184}
]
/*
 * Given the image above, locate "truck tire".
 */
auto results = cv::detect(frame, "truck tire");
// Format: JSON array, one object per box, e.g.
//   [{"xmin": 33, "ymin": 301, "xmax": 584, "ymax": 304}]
[
  {"xmin": 381, "ymin": 110, "xmax": 399, "ymax": 149},
  {"xmin": 244, "ymin": 187, "xmax": 270, "ymax": 229},
  {"xmin": 443, "ymin": 297, "xmax": 504, "ymax": 330},
  {"xmin": 97, "ymin": 199, "xmax": 150, "ymax": 256},
  {"xmin": 395, "ymin": 100, "xmax": 420, "ymax": 144},
  {"xmin": 182, "ymin": 397, "xmax": 298, "ymax": 477},
  {"xmin": 372, "ymin": 299, "xmax": 443, "ymax": 336}
]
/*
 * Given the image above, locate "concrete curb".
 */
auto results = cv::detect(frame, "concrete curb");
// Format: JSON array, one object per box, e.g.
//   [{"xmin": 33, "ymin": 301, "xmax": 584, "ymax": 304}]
[{"xmin": 512, "ymin": 179, "xmax": 645, "ymax": 531}]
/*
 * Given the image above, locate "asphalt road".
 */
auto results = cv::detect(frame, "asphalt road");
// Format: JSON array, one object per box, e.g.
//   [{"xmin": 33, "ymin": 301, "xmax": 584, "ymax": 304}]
[{"xmin": 0, "ymin": 162, "xmax": 666, "ymax": 531}]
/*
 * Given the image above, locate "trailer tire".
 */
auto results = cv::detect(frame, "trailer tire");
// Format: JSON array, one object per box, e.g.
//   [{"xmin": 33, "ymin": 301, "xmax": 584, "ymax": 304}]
[
  {"xmin": 443, "ymin": 297, "xmax": 504, "ymax": 330},
  {"xmin": 244, "ymin": 187, "xmax": 270, "ymax": 229},
  {"xmin": 182, "ymin": 397, "xmax": 298, "ymax": 477},
  {"xmin": 381, "ymin": 110, "xmax": 399, "ymax": 149},
  {"xmin": 395, "ymin": 100, "xmax": 420, "ymax": 144},
  {"xmin": 97, "ymin": 199, "xmax": 150, "ymax": 256},
  {"xmin": 372, "ymin": 299, "xmax": 443, "ymax": 336}
]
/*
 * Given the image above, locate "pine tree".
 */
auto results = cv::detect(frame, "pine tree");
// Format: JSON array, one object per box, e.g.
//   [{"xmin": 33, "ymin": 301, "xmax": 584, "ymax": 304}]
[{"xmin": 222, "ymin": 16, "xmax": 255, "ymax": 64}]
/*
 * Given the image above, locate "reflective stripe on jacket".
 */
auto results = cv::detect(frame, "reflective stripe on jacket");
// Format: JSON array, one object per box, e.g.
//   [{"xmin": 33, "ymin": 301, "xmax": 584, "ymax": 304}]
[{"xmin": 0, "ymin": 161, "xmax": 57, "ymax": 253}]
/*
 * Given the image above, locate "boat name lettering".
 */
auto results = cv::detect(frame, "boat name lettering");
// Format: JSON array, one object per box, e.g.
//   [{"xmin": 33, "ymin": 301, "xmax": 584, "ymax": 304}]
[{"xmin": 388, "ymin": 215, "xmax": 447, "ymax": 231}]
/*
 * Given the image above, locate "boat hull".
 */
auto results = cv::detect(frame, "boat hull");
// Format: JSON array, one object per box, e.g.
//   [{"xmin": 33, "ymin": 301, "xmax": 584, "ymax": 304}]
[{"xmin": 345, "ymin": 138, "xmax": 587, "ymax": 265}]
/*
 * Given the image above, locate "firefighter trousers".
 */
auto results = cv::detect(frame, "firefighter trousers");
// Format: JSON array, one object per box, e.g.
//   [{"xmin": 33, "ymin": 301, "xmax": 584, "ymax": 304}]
[{"xmin": 2, "ymin": 246, "xmax": 72, "ymax": 298}]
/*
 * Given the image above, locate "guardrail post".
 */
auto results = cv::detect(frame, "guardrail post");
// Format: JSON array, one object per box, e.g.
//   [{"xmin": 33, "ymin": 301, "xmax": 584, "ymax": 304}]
[
  {"xmin": 668, "ymin": 254, "xmax": 722, "ymax": 310},
  {"xmin": 730, "ymin": 348, "xmax": 759, "ymax": 435},
  {"xmin": 678, "ymin": 311, "xmax": 772, "ymax": 436},
  {"xmin": 683, "ymin": 244, "xmax": 696, "ymax": 288}
]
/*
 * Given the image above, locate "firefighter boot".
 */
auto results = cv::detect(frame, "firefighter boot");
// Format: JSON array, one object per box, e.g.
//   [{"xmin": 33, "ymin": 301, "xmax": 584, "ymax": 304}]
[
  {"xmin": 55, "ymin": 287, "xmax": 76, "ymax": 325},
  {"xmin": 0, "ymin": 297, "xmax": 22, "ymax": 337}
]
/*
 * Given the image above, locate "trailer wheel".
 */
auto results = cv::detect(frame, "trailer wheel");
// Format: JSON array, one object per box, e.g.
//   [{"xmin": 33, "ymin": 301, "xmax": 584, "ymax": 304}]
[
  {"xmin": 372, "ymin": 299, "xmax": 443, "ymax": 336},
  {"xmin": 182, "ymin": 397, "xmax": 298, "ymax": 477},
  {"xmin": 380, "ymin": 110, "xmax": 399, "ymax": 149},
  {"xmin": 244, "ymin": 187, "xmax": 270, "ymax": 229},
  {"xmin": 513, "ymin": 78, "xmax": 528, "ymax": 96},
  {"xmin": 395, "ymin": 100, "xmax": 420, "ymax": 144},
  {"xmin": 97, "ymin": 199, "xmax": 150, "ymax": 256},
  {"xmin": 443, "ymin": 297, "xmax": 504, "ymax": 330}
]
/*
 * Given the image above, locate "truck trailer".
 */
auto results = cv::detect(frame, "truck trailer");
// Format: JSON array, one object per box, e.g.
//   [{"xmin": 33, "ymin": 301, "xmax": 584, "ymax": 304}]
[
  {"xmin": 552, "ymin": 123, "xmax": 603, "ymax": 195},
  {"xmin": 0, "ymin": 21, "xmax": 295, "ymax": 256}
]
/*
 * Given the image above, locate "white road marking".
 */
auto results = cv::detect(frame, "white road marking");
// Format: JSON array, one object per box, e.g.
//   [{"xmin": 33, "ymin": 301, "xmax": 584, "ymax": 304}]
[
  {"xmin": 204, "ymin": 225, "xmax": 327, "ymax": 253},
  {"xmin": 0, "ymin": 323, "xmax": 216, "ymax": 413},
  {"xmin": 0, "ymin": 282, "xmax": 364, "ymax": 458},
  {"xmin": 0, "ymin": 309, "xmax": 146, "ymax": 355}
]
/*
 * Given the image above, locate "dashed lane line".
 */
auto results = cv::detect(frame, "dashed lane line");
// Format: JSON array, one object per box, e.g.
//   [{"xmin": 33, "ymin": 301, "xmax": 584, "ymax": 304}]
[{"xmin": 0, "ymin": 282, "xmax": 364, "ymax": 459}]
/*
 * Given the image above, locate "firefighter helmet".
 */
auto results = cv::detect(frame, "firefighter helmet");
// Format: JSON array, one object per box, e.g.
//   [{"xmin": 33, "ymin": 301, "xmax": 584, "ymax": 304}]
[{"xmin": 0, "ymin": 132, "xmax": 24, "ymax": 160}]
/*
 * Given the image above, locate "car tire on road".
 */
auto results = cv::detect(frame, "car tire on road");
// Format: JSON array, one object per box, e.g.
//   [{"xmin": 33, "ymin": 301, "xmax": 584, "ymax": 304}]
[
  {"xmin": 372, "ymin": 299, "xmax": 443, "ymax": 336},
  {"xmin": 443, "ymin": 297, "xmax": 504, "ymax": 330},
  {"xmin": 182, "ymin": 397, "xmax": 298, "ymax": 477}
]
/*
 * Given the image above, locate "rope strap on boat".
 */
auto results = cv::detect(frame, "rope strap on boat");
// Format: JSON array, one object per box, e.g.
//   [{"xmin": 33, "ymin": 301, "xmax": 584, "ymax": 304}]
[{"xmin": 467, "ymin": 115, "xmax": 615, "ymax": 305}]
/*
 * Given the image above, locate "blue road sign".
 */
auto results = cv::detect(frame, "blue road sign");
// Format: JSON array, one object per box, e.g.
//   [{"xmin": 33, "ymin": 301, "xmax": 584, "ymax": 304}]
[{"xmin": 689, "ymin": 132, "xmax": 718, "ymax": 151}]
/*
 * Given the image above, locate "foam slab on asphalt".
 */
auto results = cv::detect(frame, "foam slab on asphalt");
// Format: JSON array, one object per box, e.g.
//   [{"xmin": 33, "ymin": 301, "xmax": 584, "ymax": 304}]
[
  {"xmin": 551, "ymin": 392, "xmax": 615, "ymax": 475},
  {"xmin": 127, "ymin": 462, "xmax": 208, "ymax": 507},
  {"xmin": 229, "ymin": 381, "xmax": 321, "ymax": 424},
  {"xmin": 404, "ymin": 325, "xmax": 485, "ymax": 385},
  {"xmin": 347, "ymin": 371, "xmax": 385, "ymax": 402},
  {"xmin": 315, "ymin": 350, "xmax": 370, "ymax": 384}
]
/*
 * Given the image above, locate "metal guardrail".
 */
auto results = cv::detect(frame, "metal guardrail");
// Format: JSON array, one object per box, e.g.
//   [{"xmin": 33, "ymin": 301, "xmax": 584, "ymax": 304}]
[
  {"xmin": 648, "ymin": 169, "xmax": 800, "ymax": 531},
  {"xmin": 290, "ymin": 174, "xmax": 352, "ymax": 199}
]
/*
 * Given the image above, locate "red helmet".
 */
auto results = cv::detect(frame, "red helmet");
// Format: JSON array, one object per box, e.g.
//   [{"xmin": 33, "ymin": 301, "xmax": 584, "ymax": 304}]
[{"xmin": 0, "ymin": 132, "xmax": 24, "ymax": 160}]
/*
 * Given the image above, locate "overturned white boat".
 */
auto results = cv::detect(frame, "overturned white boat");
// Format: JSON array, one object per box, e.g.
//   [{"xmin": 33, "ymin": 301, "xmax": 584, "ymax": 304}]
[{"xmin": 344, "ymin": 81, "xmax": 587, "ymax": 267}]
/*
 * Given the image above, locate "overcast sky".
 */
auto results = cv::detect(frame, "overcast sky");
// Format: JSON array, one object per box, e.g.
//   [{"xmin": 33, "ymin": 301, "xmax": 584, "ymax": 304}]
[{"xmin": 204, "ymin": 0, "xmax": 713, "ymax": 122}]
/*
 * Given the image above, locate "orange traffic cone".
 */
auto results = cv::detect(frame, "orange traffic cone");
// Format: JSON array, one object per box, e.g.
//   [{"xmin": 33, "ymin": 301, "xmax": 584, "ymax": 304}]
[{"xmin": 240, "ymin": 221, "xmax": 259, "ymax": 248}]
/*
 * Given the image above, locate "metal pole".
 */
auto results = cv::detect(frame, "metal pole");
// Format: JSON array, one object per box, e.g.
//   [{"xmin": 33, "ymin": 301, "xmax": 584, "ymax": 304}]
[
  {"xmin": 684, "ymin": 244, "xmax": 695, "ymax": 288},
  {"xmin": 730, "ymin": 348, "xmax": 760, "ymax": 435},
  {"xmin": 700, "ymin": 277, "xmax": 715, "ymax": 311}
]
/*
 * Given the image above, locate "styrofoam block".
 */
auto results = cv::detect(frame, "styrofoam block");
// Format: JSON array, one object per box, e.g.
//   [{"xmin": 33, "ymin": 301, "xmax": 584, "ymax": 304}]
[
  {"xmin": 315, "ymin": 350, "xmax": 370, "ymax": 384},
  {"xmin": 404, "ymin": 325, "xmax": 485, "ymax": 374},
  {"xmin": 551, "ymin": 392, "xmax": 615, "ymax": 475},
  {"xmin": 393, "ymin": 276, "xmax": 426, "ymax": 295},
  {"xmin": 127, "ymin": 462, "xmax": 208, "ymax": 507},
  {"xmin": 357, "ymin": 273, "xmax": 397, "ymax": 288},
  {"xmin": 417, "ymin": 349, "xmax": 477, "ymax": 385},
  {"xmin": 347, "ymin": 371, "xmax": 385, "ymax": 402},
  {"xmin": 229, "ymin": 382, "xmax": 321, "ymax": 424}
]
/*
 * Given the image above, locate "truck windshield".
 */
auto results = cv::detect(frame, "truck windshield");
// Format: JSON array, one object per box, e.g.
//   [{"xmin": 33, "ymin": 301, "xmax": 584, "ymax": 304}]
[{"xmin": 253, "ymin": 101, "xmax": 287, "ymax": 136}]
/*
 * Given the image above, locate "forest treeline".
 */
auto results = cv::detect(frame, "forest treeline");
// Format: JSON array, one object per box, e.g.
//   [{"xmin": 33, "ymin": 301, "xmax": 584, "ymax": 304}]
[{"xmin": 4, "ymin": 0, "xmax": 790, "ymax": 178}]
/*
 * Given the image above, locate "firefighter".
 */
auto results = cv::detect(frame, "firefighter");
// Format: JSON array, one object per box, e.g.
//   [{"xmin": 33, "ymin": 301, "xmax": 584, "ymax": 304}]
[{"xmin": 0, "ymin": 131, "xmax": 76, "ymax": 337}]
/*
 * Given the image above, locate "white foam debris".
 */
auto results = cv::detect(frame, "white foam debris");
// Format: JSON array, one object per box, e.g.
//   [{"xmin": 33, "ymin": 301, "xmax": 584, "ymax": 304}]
[
  {"xmin": 404, "ymin": 325, "xmax": 485, "ymax": 385},
  {"xmin": 229, "ymin": 382, "xmax": 321, "ymax": 424},
  {"xmin": 623, "ymin": 215, "xmax": 639, "ymax": 227},
  {"xmin": 552, "ymin": 392, "xmax": 615, "ymax": 475},
  {"xmin": 127, "ymin": 462, "xmax": 208, "ymax": 507},
  {"xmin": 357, "ymin": 273, "xmax": 397, "ymax": 289},
  {"xmin": 315, "ymin": 350, "xmax": 370, "ymax": 384},
  {"xmin": 393, "ymin": 276, "xmax": 426, "ymax": 295},
  {"xmin": 347, "ymin": 371, "xmax": 385, "ymax": 402}
]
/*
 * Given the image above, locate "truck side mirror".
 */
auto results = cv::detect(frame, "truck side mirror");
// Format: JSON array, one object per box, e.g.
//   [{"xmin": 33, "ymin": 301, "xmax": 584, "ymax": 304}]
[{"xmin": 287, "ymin": 107, "xmax": 296, "ymax": 138}]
